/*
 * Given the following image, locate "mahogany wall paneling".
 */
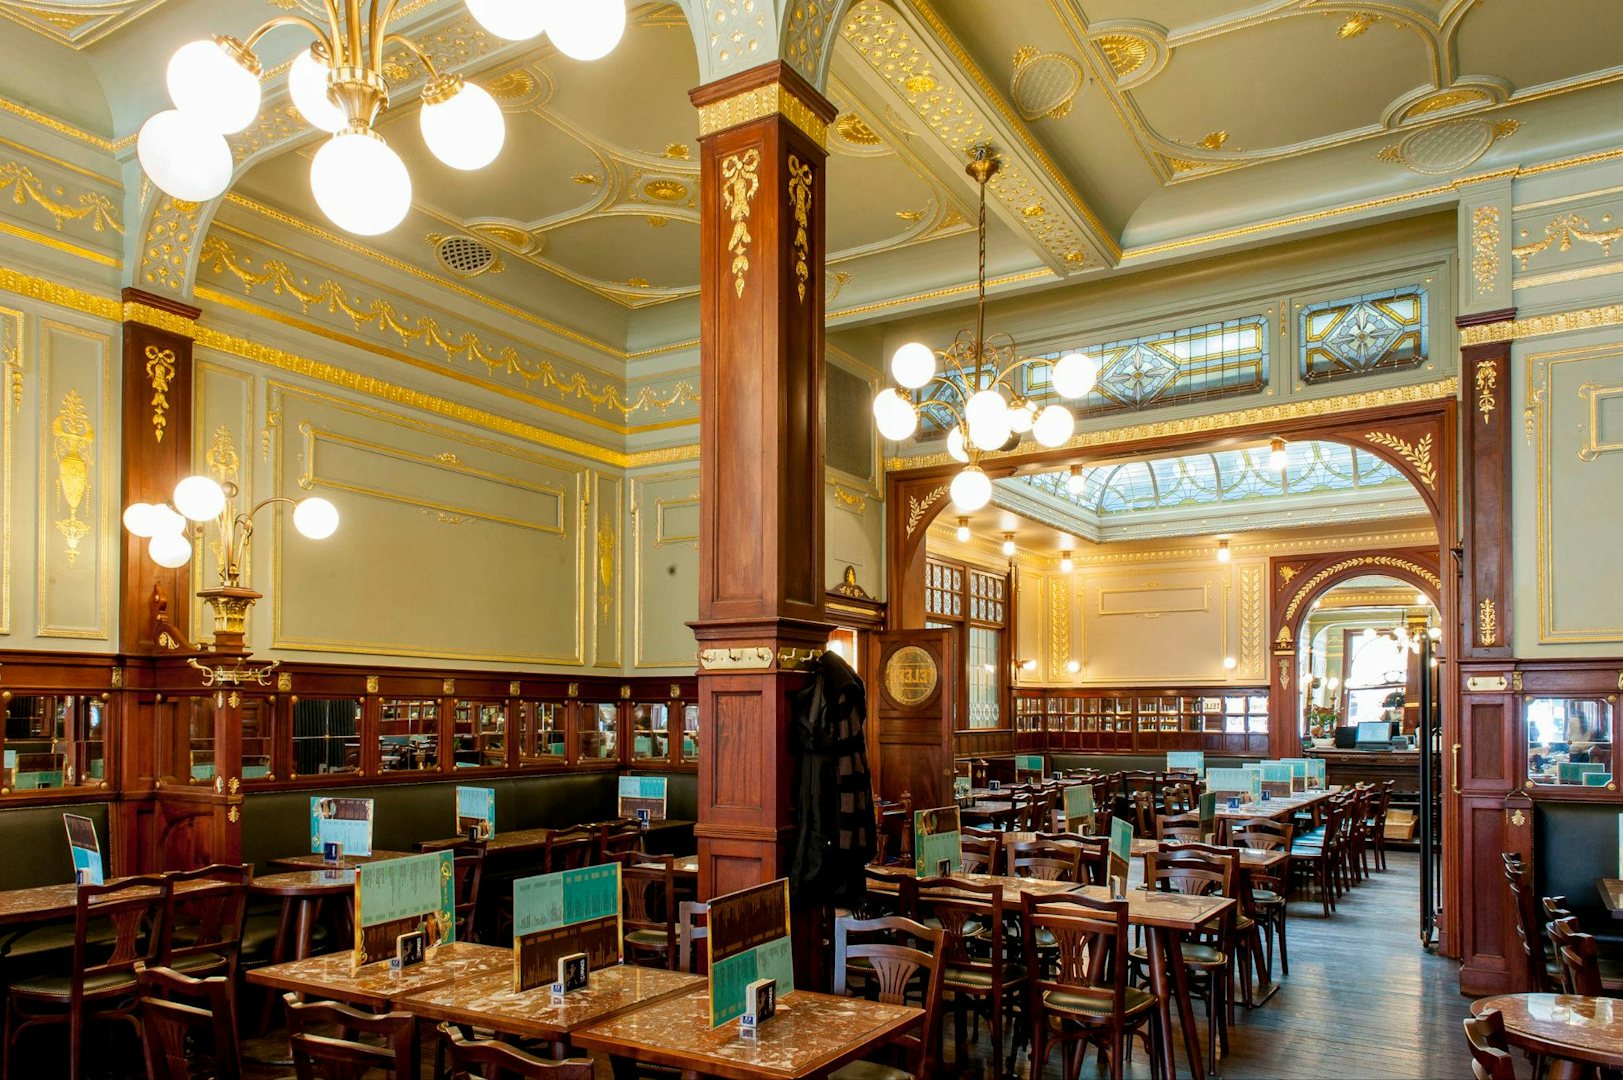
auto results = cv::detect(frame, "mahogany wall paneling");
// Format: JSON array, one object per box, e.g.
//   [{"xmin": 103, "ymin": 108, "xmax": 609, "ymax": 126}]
[
  {"xmin": 1458, "ymin": 795, "xmax": 1511, "ymax": 994},
  {"xmin": 1460, "ymin": 324, "xmax": 1513, "ymax": 661},
  {"xmin": 871, "ymin": 629, "xmax": 956, "ymax": 811}
]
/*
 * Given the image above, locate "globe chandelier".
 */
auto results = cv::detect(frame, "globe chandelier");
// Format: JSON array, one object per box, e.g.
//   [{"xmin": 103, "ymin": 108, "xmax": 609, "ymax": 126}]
[
  {"xmin": 137, "ymin": 0, "xmax": 627, "ymax": 236},
  {"xmin": 872, "ymin": 146, "xmax": 1101, "ymax": 513}
]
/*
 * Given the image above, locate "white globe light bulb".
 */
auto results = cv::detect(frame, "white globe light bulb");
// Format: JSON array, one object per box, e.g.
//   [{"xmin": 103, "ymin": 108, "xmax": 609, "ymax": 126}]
[
  {"xmin": 123, "ymin": 503, "xmax": 158, "ymax": 537},
  {"xmin": 467, "ymin": 0, "xmax": 550, "ymax": 39},
  {"xmin": 964, "ymin": 389, "xmax": 1007, "ymax": 431},
  {"xmin": 420, "ymin": 79, "xmax": 505, "ymax": 170},
  {"xmin": 148, "ymin": 531, "xmax": 193, "ymax": 569},
  {"xmin": 1060, "ymin": 555, "xmax": 1074, "ymax": 574},
  {"xmin": 1032, "ymin": 404, "xmax": 1075, "ymax": 448},
  {"xmin": 968, "ymin": 411, "xmax": 1010, "ymax": 452},
  {"xmin": 137, "ymin": 110, "xmax": 232, "ymax": 202},
  {"xmin": 872, "ymin": 389, "xmax": 918, "ymax": 442},
  {"xmin": 147, "ymin": 504, "xmax": 187, "ymax": 538},
  {"xmin": 1051, "ymin": 351, "xmax": 1100, "ymax": 399},
  {"xmin": 167, "ymin": 39, "xmax": 261, "ymax": 135},
  {"xmin": 1065, "ymin": 468, "xmax": 1085, "ymax": 494},
  {"xmin": 950, "ymin": 466, "xmax": 992, "ymax": 512},
  {"xmin": 955, "ymin": 522, "xmax": 970, "ymax": 542},
  {"xmin": 890, "ymin": 342, "xmax": 936, "ymax": 390},
  {"xmin": 1007, "ymin": 401, "xmax": 1034, "ymax": 434},
  {"xmin": 1224, "ymin": 656, "xmax": 1238, "ymax": 670},
  {"xmin": 173, "ymin": 475, "xmax": 227, "ymax": 522},
  {"xmin": 946, "ymin": 426, "xmax": 969, "ymax": 464},
  {"xmin": 541, "ymin": 0, "xmax": 625, "ymax": 60},
  {"xmin": 294, "ymin": 497, "xmax": 340, "ymax": 540},
  {"xmin": 290, "ymin": 47, "xmax": 346, "ymax": 133},
  {"xmin": 311, "ymin": 128, "xmax": 412, "ymax": 236}
]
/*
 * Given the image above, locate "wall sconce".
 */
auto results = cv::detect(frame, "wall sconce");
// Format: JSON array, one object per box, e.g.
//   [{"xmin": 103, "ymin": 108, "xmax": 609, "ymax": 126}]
[
  {"xmin": 955, "ymin": 516, "xmax": 970, "ymax": 543},
  {"xmin": 1268, "ymin": 436, "xmax": 1289, "ymax": 472},
  {"xmin": 1059, "ymin": 552, "xmax": 1074, "ymax": 574},
  {"xmin": 1019, "ymin": 658, "xmax": 1038, "ymax": 672},
  {"xmin": 1065, "ymin": 659, "xmax": 1081, "ymax": 674},
  {"xmin": 1215, "ymin": 538, "xmax": 1231, "ymax": 563},
  {"xmin": 1223, "ymin": 656, "xmax": 1237, "ymax": 670},
  {"xmin": 1002, "ymin": 533, "xmax": 1016, "ymax": 557}
]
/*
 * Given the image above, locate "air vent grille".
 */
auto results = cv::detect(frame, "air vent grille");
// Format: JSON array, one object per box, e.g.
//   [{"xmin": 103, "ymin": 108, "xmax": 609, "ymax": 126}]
[
  {"xmin": 434, "ymin": 234, "xmax": 498, "ymax": 277},
  {"xmin": 826, "ymin": 363, "xmax": 874, "ymax": 482}
]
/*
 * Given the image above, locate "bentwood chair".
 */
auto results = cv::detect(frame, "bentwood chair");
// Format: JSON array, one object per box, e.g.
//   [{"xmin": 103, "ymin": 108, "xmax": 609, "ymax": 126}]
[
  {"xmin": 1137, "ymin": 846, "xmax": 1236, "ymax": 1074},
  {"xmin": 284, "ymin": 994, "xmax": 419, "ymax": 1080},
  {"xmin": 450, "ymin": 841, "xmax": 486, "ymax": 943},
  {"xmin": 1229, "ymin": 818, "xmax": 1293, "ymax": 977},
  {"xmin": 1021, "ymin": 893, "xmax": 1163, "ymax": 1080},
  {"xmin": 960, "ymin": 832, "xmax": 1002, "ymax": 875},
  {"xmin": 135, "ymin": 963, "xmax": 240, "ymax": 1080},
  {"xmin": 543, "ymin": 829, "xmax": 596, "ymax": 874},
  {"xmin": 157, "ymin": 862, "xmax": 250, "ymax": 1055},
  {"xmin": 831, "ymin": 915, "xmax": 947, "ymax": 1079},
  {"xmin": 1503, "ymin": 854, "xmax": 1557, "ymax": 991},
  {"xmin": 599, "ymin": 819, "xmax": 644, "ymax": 862},
  {"xmin": 677, "ymin": 900, "xmax": 709, "ymax": 973},
  {"xmin": 618, "ymin": 853, "xmax": 677, "ymax": 968},
  {"xmin": 3, "ymin": 874, "xmax": 172, "ymax": 1080},
  {"xmin": 441, "ymin": 1024, "xmax": 593, "ymax": 1079},
  {"xmin": 917, "ymin": 876, "xmax": 1021, "ymax": 1078},
  {"xmin": 1009, "ymin": 840, "xmax": 1083, "ymax": 883},
  {"xmin": 1462, "ymin": 1008, "xmax": 1520, "ymax": 1080}
]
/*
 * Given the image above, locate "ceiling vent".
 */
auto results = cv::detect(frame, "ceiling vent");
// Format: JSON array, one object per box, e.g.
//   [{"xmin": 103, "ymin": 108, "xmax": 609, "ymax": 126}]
[{"xmin": 432, "ymin": 234, "xmax": 500, "ymax": 277}]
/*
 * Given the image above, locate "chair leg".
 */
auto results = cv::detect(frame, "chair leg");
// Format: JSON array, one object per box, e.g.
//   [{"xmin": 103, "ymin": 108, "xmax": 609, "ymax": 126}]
[
  {"xmin": 990, "ymin": 994, "xmax": 1003, "ymax": 1079},
  {"xmin": 2, "ymin": 996, "xmax": 13, "ymax": 1080},
  {"xmin": 68, "ymin": 1003, "xmax": 80, "ymax": 1080}
]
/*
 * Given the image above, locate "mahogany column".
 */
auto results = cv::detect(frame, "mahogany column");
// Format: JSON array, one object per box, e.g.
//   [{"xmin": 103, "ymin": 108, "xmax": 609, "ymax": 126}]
[{"xmin": 688, "ymin": 64, "xmax": 838, "ymax": 901}]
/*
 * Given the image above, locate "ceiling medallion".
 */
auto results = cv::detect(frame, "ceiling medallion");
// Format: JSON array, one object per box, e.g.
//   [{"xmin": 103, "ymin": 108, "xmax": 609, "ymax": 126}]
[
  {"xmin": 1377, "ymin": 117, "xmax": 1519, "ymax": 176},
  {"xmin": 662, "ymin": 143, "xmax": 692, "ymax": 160},
  {"xmin": 642, "ymin": 178, "xmax": 689, "ymax": 202},
  {"xmin": 1010, "ymin": 46, "xmax": 1085, "ymax": 121},
  {"xmin": 835, "ymin": 113, "xmax": 883, "ymax": 146},
  {"xmin": 1093, "ymin": 34, "xmax": 1149, "ymax": 80},
  {"xmin": 134, "ymin": 1, "xmax": 627, "ymax": 235}
]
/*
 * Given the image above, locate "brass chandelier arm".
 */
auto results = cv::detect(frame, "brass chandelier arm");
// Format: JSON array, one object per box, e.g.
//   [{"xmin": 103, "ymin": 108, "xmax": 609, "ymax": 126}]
[
  {"xmin": 383, "ymin": 33, "xmax": 445, "ymax": 80},
  {"xmin": 241, "ymin": 14, "xmax": 335, "ymax": 57},
  {"xmin": 370, "ymin": 0, "xmax": 407, "ymax": 69}
]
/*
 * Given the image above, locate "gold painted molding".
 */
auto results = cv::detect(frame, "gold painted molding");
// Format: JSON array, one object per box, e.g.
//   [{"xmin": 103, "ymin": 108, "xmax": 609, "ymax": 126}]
[
  {"xmin": 890, "ymin": 378, "xmax": 1460, "ymax": 471},
  {"xmin": 697, "ymin": 82, "xmax": 828, "ymax": 147},
  {"xmin": 1460, "ymin": 303, "xmax": 1623, "ymax": 346}
]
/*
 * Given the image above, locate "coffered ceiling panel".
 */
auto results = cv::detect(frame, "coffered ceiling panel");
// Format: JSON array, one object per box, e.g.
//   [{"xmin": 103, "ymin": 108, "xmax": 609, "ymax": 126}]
[
  {"xmin": 1454, "ymin": 1, "xmax": 1623, "ymax": 91},
  {"xmin": 542, "ymin": 215, "xmax": 699, "ymax": 292}
]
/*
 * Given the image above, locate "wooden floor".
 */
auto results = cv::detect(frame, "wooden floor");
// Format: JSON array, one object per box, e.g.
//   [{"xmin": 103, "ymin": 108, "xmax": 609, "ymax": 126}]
[{"xmin": 40, "ymin": 850, "xmax": 1462, "ymax": 1079}]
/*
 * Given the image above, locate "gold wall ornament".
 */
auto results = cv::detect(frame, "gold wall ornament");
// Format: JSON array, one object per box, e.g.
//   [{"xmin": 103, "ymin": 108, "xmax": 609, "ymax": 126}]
[
  {"xmin": 1577, "ymin": 382, "xmax": 1623, "ymax": 462},
  {"xmin": 1092, "ymin": 33, "xmax": 1150, "ymax": 79},
  {"xmin": 1049, "ymin": 577, "xmax": 1071, "ymax": 677},
  {"xmin": 1282, "ymin": 556, "xmax": 1442, "ymax": 622},
  {"xmin": 276, "ymin": 672, "xmax": 292, "ymax": 692},
  {"xmin": 1459, "ymin": 303, "xmax": 1623, "ymax": 347},
  {"xmin": 1512, "ymin": 672, "xmax": 1524, "ymax": 692},
  {"xmin": 1363, "ymin": 430, "xmax": 1437, "ymax": 491},
  {"xmin": 831, "ymin": 484, "xmax": 867, "ymax": 514},
  {"xmin": 720, "ymin": 149, "xmax": 760, "ymax": 299},
  {"xmin": 207, "ymin": 424, "xmax": 240, "ymax": 483},
  {"xmin": 1512, "ymin": 212, "xmax": 1623, "ymax": 271},
  {"xmin": 833, "ymin": 565, "xmax": 871, "ymax": 599},
  {"xmin": 1478, "ymin": 597, "xmax": 1499, "ymax": 646},
  {"xmin": 904, "ymin": 484, "xmax": 949, "ymax": 537},
  {"xmin": 787, "ymin": 154, "xmax": 813, "ymax": 303},
  {"xmin": 1510, "ymin": 808, "xmax": 1526, "ymax": 828},
  {"xmin": 109, "ymin": 667, "xmax": 123, "ymax": 689},
  {"xmin": 1337, "ymin": 13, "xmax": 1377, "ymax": 38},
  {"xmin": 696, "ymin": 83, "xmax": 828, "ymax": 147},
  {"xmin": 597, "ymin": 515, "xmax": 616, "ymax": 620},
  {"xmin": 1472, "ymin": 205, "xmax": 1501, "ymax": 295},
  {"xmin": 365, "ymin": 675, "xmax": 379, "ymax": 693},
  {"xmin": 0, "ymin": 162, "xmax": 121, "ymax": 234},
  {"xmin": 1279, "ymin": 566, "xmax": 1299, "ymax": 585},
  {"xmin": 1278, "ymin": 657, "xmax": 1292, "ymax": 690},
  {"xmin": 143, "ymin": 345, "xmax": 176, "ymax": 444},
  {"xmin": 1239, "ymin": 566, "xmax": 1264, "ymax": 674},
  {"xmin": 1475, "ymin": 360, "xmax": 1498, "ymax": 423},
  {"xmin": 140, "ymin": 197, "xmax": 201, "ymax": 293},
  {"xmin": 443, "ymin": 679, "xmax": 455, "ymax": 694},
  {"xmin": 51, "ymin": 388, "xmax": 93, "ymax": 565}
]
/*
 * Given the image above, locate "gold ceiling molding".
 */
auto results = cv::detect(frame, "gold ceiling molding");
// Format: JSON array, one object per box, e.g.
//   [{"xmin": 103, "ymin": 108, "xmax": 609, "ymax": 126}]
[
  {"xmin": 0, "ymin": 0, "xmax": 168, "ymax": 48},
  {"xmin": 0, "ymin": 97, "xmax": 127, "ymax": 154},
  {"xmin": 829, "ymin": 268, "xmax": 1053, "ymax": 320},
  {"xmin": 0, "ymin": 162, "xmax": 120, "ymax": 234},
  {"xmin": 1459, "ymin": 303, "xmax": 1623, "ymax": 347},
  {"xmin": 139, "ymin": 197, "xmax": 202, "ymax": 294},
  {"xmin": 696, "ymin": 82, "xmax": 829, "ymax": 148},
  {"xmin": 1376, "ymin": 118, "xmax": 1519, "ymax": 176},
  {"xmin": 0, "ymin": 217, "xmax": 118, "ymax": 268},
  {"xmin": 888, "ymin": 378, "xmax": 1459, "ymax": 472}
]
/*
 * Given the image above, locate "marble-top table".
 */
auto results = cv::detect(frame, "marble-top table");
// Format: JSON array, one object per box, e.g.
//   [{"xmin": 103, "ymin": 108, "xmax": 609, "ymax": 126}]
[
  {"xmin": 1596, "ymin": 878, "xmax": 1623, "ymax": 919},
  {"xmin": 1213, "ymin": 789, "xmax": 1331, "ymax": 822},
  {"xmin": 417, "ymin": 820, "xmax": 697, "ymax": 856},
  {"xmin": 572, "ymin": 987, "xmax": 921, "ymax": 1080},
  {"xmin": 400, "ymin": 963, "xmax": 703, "ymax": 1042},
  {"xmin": 266, "ymin": 850, "xmax": 415, "ymax": 872},
  {"xmin": 0, "ymin": 877, "xmax": 211, "ymax": 927},
  {"xmin": 1473, "ymin": 994, "xmax": 1623, "ymax": 1079},
  {"xmin": 245, "ymin": 941, "xmax": 511, "ymax": 1009}
]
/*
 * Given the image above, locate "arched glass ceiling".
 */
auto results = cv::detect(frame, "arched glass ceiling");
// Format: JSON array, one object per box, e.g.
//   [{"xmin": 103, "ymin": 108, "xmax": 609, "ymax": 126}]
[{"xmin": 1018, "ymin": 440, "xmax": 1408, "ymax": 515}]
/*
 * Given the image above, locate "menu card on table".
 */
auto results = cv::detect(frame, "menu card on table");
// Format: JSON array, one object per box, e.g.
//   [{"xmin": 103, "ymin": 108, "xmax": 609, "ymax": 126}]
[
  {"xmin": 455, "ymin": 787, "xmax": 496, "ymax": 841},
  {"xmin": 63, "ymin": 814, "xmax": 103, "ymax": 886},
  {"xmin": 1166, "ymin": 751, "xmax": 1206, "ymax": 778},
  {"xmin": 1015, "ymin": 754, "xmax": 1045, "ymax": 779},
  {"xmin": 1198, "ymin": 792, "xmax": 1217, "ymax": 837},
  {"xmin": 617, "ymin": 775, "xmax": 669, "ymax": 823},
  {"xmin": 707, "ymin": 878, "xmax": 794, "ymax": 1027},
  {"xmin": 1256, "ymin": 763, "xmax": 1294, "ymax": 798},
  {"xmin": 913, "ymin": 806, "xmax": 963, "ymax": 878},
  {"xmin": 1108, "ymin": 817, "xmax": 1132, "ymax": 897},
  {"xmin": 1206, "ymin": 768, "xmax": 1261, "ymax": 801},
  {"xmin": 1063, "ymin": 784, "xmax": 1095, "ymax": 831},
  {"xmin": 311, "ymin": 797, "xmax": 375, "ymax": 858},
  {"xmin": 511, "ymin": 862, "xmax": 622, "ymax": 992},
  {"xmin": 352, "ymin": 851, "xmax": 454, "ymax": 973}
]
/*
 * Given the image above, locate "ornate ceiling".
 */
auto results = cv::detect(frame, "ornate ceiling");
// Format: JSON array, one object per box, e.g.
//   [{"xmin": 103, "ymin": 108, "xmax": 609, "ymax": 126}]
[{"xmin": 0, "ymin": 0, "xmax": 1619, "ymax": 364}]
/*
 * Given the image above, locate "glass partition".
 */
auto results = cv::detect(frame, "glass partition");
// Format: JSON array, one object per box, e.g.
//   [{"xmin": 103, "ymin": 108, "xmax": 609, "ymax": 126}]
[
  {"xmin": 630, "ymin": 703, "xmax": 669, "ymax": 762},
  {"xmin": 580, "ymin": 702, "xmax": 618, "ymax": 761},
  {"xmin": 292, "ymin": 697, "xmax": 362, "ymax": 776},
  {"xmin": 179, "ymin": 696, "xmax": 216, "ymax": 783},
  {"xmin": 380, "ymin": 698, "xmax": 440, "ymax": 772},
  {"xmin": 681, "ymin": 703, "xmax": 699, "ymax": 762},
  {"xmin": 518, "ymin": 700, "xmax": 566, "ymax": 762},
  {"xmin": 241, "ymin": 698, "xmax": 272, "ymax": 780},
  {"xmin": 451, "ymin": 701, "xmax": 507, "ymax": 768},
  {"xmin": 0, "ymin": 694, "xmax": 98, "ymax": 789},
  {"xmin": 1527, "ymin": 697, "xmax": 1614, "ymax": 786}
]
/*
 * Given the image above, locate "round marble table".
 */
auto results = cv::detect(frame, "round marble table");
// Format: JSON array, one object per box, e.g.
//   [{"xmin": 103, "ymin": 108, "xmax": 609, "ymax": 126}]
[{"xmin": 1473, "ymin": 993, "xmax": 1623, "ymax": 1080}]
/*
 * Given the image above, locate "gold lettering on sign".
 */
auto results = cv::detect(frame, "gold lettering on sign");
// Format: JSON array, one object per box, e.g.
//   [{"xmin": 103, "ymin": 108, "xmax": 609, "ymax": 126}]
[
  {"xmin": 1363, "ymin": 431, "xmax": 1436, "ymax": 490},
  {"xmin": 1472, "ymin": 206, "xmax": 1500, "ymax": 296},
  {"xmin": 787, "ymin": 154, "xmax": 813, "ymax": 303},
  {"xmin": 143, "ymin": 344, "xmax": 176, "ymax": 443},
  {"xmin": 1475, "ymin": 359, "xmax": 1497, "ymax": 423},
  {"xmin": 1478, "ymin": 597, "xmax": 1499, "ymax": 647},
  {"xmin": 884, "ymin": 645, "xmax": 939, "ymax": 706},
  {"xmin": 51, "ymin": 389, "xmax": 93, "ymax": 565},
  {"xmin": 720, "ymin": 149, "xmax": 760, "ymax": 298}
]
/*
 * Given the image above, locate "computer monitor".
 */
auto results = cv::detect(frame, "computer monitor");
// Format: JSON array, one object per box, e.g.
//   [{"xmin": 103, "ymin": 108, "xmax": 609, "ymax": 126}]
[{"xmin": 1356, "ymin": 720, "xmax": 1395, "ymax": 746}]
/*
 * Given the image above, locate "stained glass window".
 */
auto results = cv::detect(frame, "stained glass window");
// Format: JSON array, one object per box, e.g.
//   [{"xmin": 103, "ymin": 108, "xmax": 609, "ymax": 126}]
[{"xmin": 1299, "ymin": 284, "xmax": 1428, "ymax": 383}]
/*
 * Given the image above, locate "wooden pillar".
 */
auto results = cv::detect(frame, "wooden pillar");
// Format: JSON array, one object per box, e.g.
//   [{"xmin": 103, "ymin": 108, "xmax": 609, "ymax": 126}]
[
  {"xmin": 1460, "ymin": 319, "xmax": 1515, "ymax": 660},
  {"xmin": 688, "ymin": 64, "xmax": 837, "ymax": 901}
]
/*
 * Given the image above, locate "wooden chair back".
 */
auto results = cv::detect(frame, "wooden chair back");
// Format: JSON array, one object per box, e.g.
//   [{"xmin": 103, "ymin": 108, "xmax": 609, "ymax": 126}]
[
  {"xmin": 1558, "ymin": 933, "xmax": 1604, "ymax": 996},
  {"xmin": 1462, "ymin": 1008, "xmax": 1518, "ymax": 1080},
  {"xmin": 543, "ymin": 829, "xmax": 596, "ymax": 873},
  {"xmin": 1156, "ymin": 812, "xmax": 1203, "ymax": 842},
  {"xmin": 832, "ymin": 915, "xmax": 946, "ymax": 1077},
  {"xmin": 160, "ymin": 864, "xmax": 250, "ymax": 979},
  {"xmin": 284, "ymin": 994, "xmax": 418, "ymax": 1080},
  {"xmin": 599, "ymin": 820, "xmax": 644, "ymax": 861},
  {"xmin": 1502, "ymin": 853, "xmax": 1549, "ymax": 991},
  {"xmin": 618, "ymin": 852, "xmax": 676, "ymax": 960},
  {"xmin": 677, "ymin": 900, "xmax": 708, "ymax": 973},
  {"xmin": 451, "ymin": 843, "xmax": 485, "ymax": 942},
  {"xmin": 857, "ymin": 866, "xmax": 914, "ymax": 921},
  {"xmin": 1545, "ymin": 915, "xmax": 1581, "ymax": 993},
  {"xmin": 1032, "ymin": 834, "xmax": 1109, "ymax": 885},
  {"xmin": 960, "ymin": 833, "xmax": 1001, "ymax": 875},
  {"xmin": 74, "ymin": 875, "xmax": 172, "ymax": 1007},
  {"xmin": 916, "ymin": 876, "xmax": 1005, "ymax": 973},
  {"xmin": 1021, "ymin": 892, "xmax": 1134, "ymax": 1036},
  {"xmin": 135, "ymin": 962, "xmax": 239, "ymax": 1080},
  {"xmin": 1009, "ymin": 840, "xmax": 1083, "ymax": 882},
  {"xmin": 1146, "ymin": 844, "xmax": 1235, "ymax": 899},
  {"xmin": 440, "ymin": 1024, "xmax": 593, "ymax": 1078}
]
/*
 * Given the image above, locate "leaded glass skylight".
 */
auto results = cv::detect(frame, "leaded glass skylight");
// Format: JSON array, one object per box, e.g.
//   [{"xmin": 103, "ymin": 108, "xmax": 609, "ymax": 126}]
[{"xmin": 1299, "ymin": 284, "xmax": 1427, "ymax": 383}]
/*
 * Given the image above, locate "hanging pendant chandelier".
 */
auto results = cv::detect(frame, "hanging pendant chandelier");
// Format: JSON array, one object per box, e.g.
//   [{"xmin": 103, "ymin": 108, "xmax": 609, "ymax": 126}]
[
  {"xmin": 137, "ymin": 0, "xmax": 626, "ymax": 235},
  {"xmin": 871, "ymin": 146, "xmax": 1100, "ymax": 512}
]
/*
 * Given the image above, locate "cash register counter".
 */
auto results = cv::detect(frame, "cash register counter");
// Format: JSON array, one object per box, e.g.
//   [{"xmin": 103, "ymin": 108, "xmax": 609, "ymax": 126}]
[{"xmin": 1305, "ymin": 748, "xmax": 1423, "ymax": 844}]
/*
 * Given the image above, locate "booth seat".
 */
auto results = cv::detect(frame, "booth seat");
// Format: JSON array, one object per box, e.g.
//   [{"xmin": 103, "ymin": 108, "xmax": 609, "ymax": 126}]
[
  {"xmin": 0, "ymin": 802, "xmax": 110, "ymax": 890},
  {"xmin": 1534, "ymin": 799, "xmax": 1623, "ymax": 947}
]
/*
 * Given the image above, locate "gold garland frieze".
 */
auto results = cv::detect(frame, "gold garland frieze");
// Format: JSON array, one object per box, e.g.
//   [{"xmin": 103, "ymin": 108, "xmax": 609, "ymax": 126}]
[
  {"xmin": 143, "ymin": 345, "xmax": 175, "ymax": 444},
  {"xmin": 719, "ymin": 149, "xmax": 760, "ymax": 299},
  {"xmin": 1363, "ymin": 430, "xmax": 1437, "ymax": 491},
  {"xmin": 1478, "ymin": 597, "xmax": 1499, "ymax": 647},
  {"xmin": 831, "ymin": 484, "xmax": 867, "ymax": 514},
  {"xmin": 1513, "ymin": 212, "xmax": 1623, "ymax": 271},
  {"xmin": 787, "ymin": 154, "xmax": 813, "ymax": 303},
  {"xmin": 198, "ymin": 237, "xmax": 698, "ymax": 420},
  {"xmin": 1475, "ymin": 359, "xmax": 1498, "ymax": 423},
  {"xmin": 696, "ymin": 83, "xmax": 828, "ymax": 147},
  {"xmin": 51, "ymin": 388, "xmax": 93, "ymax": 566},
  {"xmin": 0, "ymin": 161, "xmax": 120, "ymax": 234},
  {"xmin": 1472, "ymin": 205, "xmax": 1500, "ymax": 296}
]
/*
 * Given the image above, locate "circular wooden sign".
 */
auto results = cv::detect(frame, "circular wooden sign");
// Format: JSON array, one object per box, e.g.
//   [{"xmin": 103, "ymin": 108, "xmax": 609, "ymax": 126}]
[{"xmin": 884, "ymin": 645, "xmax": 939, "ymax": 706}]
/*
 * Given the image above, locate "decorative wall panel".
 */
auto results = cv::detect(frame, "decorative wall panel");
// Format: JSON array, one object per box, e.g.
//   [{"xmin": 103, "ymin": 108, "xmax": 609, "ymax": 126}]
[
  {"xmin": 0, "ymin": 306, "xmax": 17, "ymax": 636},
  {"xmin": 631, "ymin": 469, "xmax": 699, "ymax": 670},
  {"xmin": 592, "ymin": 472, "xmax": 623, "ymax": 669},
  {"xmin": 36, "ymin": 319, "xmax": 112, "ymax": 639},
  {"xmin": 269, "ymin": 384, "xmax": 586, "ymax": 665},
  {"xmin": 190, "ymin": 361, "xmax": 253, "ymax": 632},
  {"xmin": 1077, "ymin": 568, "xmax": 1228, "ymax": 683}
]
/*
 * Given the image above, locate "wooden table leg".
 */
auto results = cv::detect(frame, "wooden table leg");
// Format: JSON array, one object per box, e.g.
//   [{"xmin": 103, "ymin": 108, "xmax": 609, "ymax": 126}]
[
  {"xmin": 1165, "ymin": 931, "xmax": 1207, "ymax": 1080},
  {"xmin": 1145, "ymin": 925, "xmax": 1184, "ymax": 1080},
  {"xmin": 291, "ymin": 897, "xmax": 321, "ymax": 960}
]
